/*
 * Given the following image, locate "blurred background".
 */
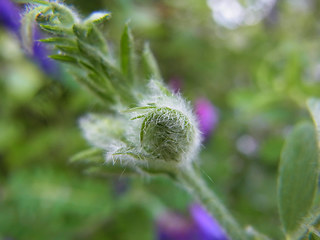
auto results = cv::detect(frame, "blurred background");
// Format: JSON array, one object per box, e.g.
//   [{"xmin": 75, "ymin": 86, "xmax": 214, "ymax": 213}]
[{"xmin": 1, "ymin": 0, "xmax": 320, "ymax": 239}]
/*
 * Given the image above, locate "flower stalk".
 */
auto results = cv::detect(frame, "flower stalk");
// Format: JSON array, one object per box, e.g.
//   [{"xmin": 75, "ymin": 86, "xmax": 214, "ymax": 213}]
[{"xmin": 175, "ymin": 165, "xmax": 247, "ymax": 240}]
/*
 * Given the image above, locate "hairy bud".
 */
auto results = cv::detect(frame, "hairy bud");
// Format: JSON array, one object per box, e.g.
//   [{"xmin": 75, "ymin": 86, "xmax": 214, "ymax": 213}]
[
  {"xmin": 141, "ymin": 107, "xmax": 196, "ymax": 162},
  {"xmin": 127, "ymin": 80, "xmax": 202, "ymax": 169}
]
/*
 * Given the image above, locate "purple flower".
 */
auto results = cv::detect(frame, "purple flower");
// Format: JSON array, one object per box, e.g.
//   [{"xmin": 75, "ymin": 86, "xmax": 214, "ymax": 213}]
[
  {"xmin": 32, "ymin": 28, "xmax": 59, "ymax": 75},
  {"xmin": 112, "ymin": 177, "xmax": 130, "ymax": 197},
  {"xmin": 0, "ymin": 0, "xmax": 20, "ymax": 33},
  {"xmin": 195, "ymin": 98, "xmax": 218, "ymax": 141},
  {"xmin": 0, "ymin": 0, "xmax": 59, "ymax": 76},
  {"xmin": 168, "ymin": 77, "xmax": 183, "ymax": 93},
  {"xmin": 190, "ymin": 204, "xmax": 229, "ymax": 240},
  {"xmin": 156, "ymin": 203, "xmax": 229, "ymax": 240},
  {"xmin": 156, "ymin": 211, "xmax": 198, "ymax": 240},
  {"xmin": 168, "ymin": 76, "xmax": 218, "ymax": 141}
]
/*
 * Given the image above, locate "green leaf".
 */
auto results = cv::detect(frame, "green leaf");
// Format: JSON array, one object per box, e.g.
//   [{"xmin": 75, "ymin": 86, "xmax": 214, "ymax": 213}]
[
  {"xmin": 154, "ymin": 80, "xmax": 172, "ymax": 97},
  {"xmin": 246, "ymin": 226, "xmax": 272, "ymax": 240},
  {"xmin": 142, "ymin": 42, "xmax": 161, "ymax": 80},
  {"xmin": 123, "ymin": 106, "xmax": 156, "ymax": 113},
  {"xmin": 72, "ymin": 24, "xmax": 88, "ymax": 41},
  {"xmin": 309, "ymin": 231, "xmax": 320, "ymax": 240},
  {"xmin": 308, "ymin": 98, "xmax": 320, "ymax": 144},
  {"xmin": 120, "ymin": 23, "xmax": 135, "ymax": 82},
  {"xmin": 84, "ymin": 165, "xmax": 137, "ymax": 177},
  {"xmin": 39, "ymin": 24, "xmax": 73, "ymax": 35},
  {"xmin": 76, "ymin": 39, "xmax": 101, "ymax": 64},
  {"xmin": 78, "ymin": 60, "xmax": 101, "ymax": 76},
  {"xmin": 278, "ymin": 123, "xmax": 319, "ymax": 236},
  {"xmin": 39, "ymin": 37, "xmax": 75, "ymax": 46},
  {"xmin": 98, "ymin": 57, "xmax": 135, "ymax": 103},
  {"xmin": 56, "ymin": 45, "xmax": 79, "ymax": 55},
  {"xmin": 49, "ymin": 54, "xmax": 77, "ymax": 63},
  {"xmin": 70, "ymin": 148, "xmax": 138, "ymax": 176},
  {"xmin": 70, "ymin": 147, "xmax": 104, "ymax": 164},
  {"xmin": 72, "ymin": 73, "xmax": 114, "ymax": 104},
  {"xmin": 87, "ymin": 72, "xmax": 115, "ymax": 95},
  {"xmin": 86, "ymin": 24, "xmax": 109, "ymax": 55},
  {"xmin": 289, "ymin": 206, "xmax": 320, "ymax": 239}
]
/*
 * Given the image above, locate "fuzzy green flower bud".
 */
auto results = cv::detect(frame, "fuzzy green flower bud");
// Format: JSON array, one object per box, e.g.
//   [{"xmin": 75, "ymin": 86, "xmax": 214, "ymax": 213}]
[
  {"xmin": 140, "ymin": 107, "xmax": 194, "ymax": 162},
  {"xmin": 126, "ymin": 80, "xmax": 201, "ymax": 170}
]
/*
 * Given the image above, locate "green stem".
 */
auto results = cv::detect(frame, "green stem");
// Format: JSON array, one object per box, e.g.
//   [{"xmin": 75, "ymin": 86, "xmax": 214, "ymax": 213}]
[{"xmin": 176, "ymin": 165, "xmax": 248, "ymax": 240}]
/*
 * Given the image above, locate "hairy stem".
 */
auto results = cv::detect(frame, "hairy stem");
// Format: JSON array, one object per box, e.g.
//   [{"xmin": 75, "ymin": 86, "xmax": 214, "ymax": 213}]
[{"xmin": 176, "ymin": 165, "xmax": 248, "ymax": 240}]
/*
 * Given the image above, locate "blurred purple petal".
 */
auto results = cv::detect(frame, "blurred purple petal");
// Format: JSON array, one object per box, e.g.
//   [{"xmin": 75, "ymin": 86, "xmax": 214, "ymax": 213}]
[
  {"xmin": 156, "ymin": 212, "xmax": 198, "ymax": 240},
  {"xmin": 0, "ymin": 0, "xmax": 59, "ymax": 76},
  {"xmin": 190, "ymin": 203, "xmax": 229, "ymax": 240},
  {"xmin": 112, "ymin": 177, "xmax": 130, "ymax": 197},
  {"xmin": 32, "ymin": 27, "xmax": 59, "ymax": 75},
  {"xmin": 168, "ymin": 77, "xmax": 218, "ymax": 141},
  {"xmin": 157, "ymin": 204, "xmax": 229, "ymax": 240},
  {"xmin": 168, "ymin": 77, "xmax": 183, "ymax": 93},
  {"xmin": 195, "ymin": 98, "xmax": 218, "ymax": 141},
  {"xmin": 0, "ymin": 0, "xmax": 21, "ymax": 34}
]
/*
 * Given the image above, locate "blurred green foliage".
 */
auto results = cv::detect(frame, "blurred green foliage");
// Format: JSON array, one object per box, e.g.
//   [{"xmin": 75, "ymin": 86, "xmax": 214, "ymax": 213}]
[{"xmin": 1, "ymin": 0, "xmax": 320, "ymax": 239}]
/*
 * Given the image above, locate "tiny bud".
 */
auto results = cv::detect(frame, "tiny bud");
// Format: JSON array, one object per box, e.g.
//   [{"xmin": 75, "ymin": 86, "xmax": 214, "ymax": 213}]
[
  {"xmin": 84, "ymin": 11, "xmax": 111, "ymax": 25},
  {"xmin": 141, "ymin": 107, "xmax": 195, "ymax": 162},
  {"xmin": 132, "ymin": 80, "xmax": 201, "ymax": 167}
]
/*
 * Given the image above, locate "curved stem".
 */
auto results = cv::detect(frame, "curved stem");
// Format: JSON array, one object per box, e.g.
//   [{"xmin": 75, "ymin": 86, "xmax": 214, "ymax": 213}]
[{"xmin": 176, "ymin": 165, "xmax": 248, "ymax": 240}]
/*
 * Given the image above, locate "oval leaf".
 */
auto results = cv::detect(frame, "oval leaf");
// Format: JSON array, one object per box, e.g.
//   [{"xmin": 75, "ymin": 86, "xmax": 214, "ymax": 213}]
[
  {"xmin": 308, "ymin": 98, "xmax": 320, "ymax": 144},
  {"xmin": 278, "ymin": 123, "xmax": 319, "ymax": 236},
  {"xmin": 309, "ymin": 231, "xmax": 320, "ymax": 240}
]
